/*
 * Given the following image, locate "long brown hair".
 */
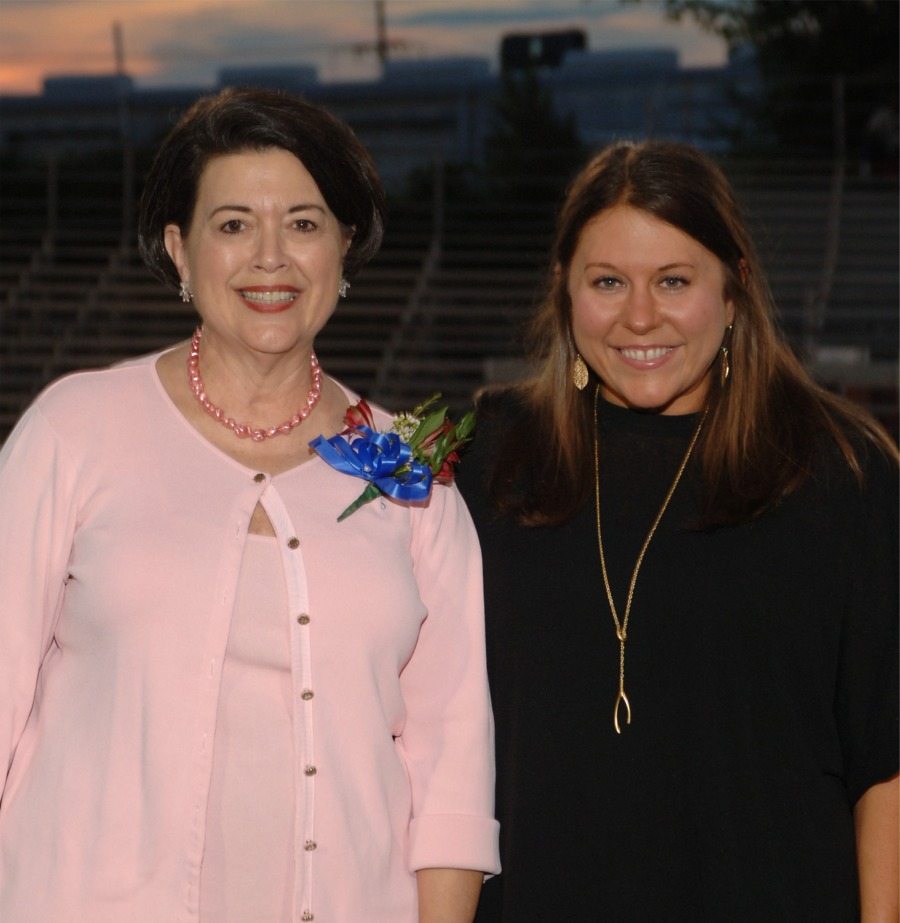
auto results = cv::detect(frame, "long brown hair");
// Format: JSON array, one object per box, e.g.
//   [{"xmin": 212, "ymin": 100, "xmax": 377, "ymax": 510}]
[{"xmin": 489, "ymin": 140, "xmax": 897, "ymax": 527}]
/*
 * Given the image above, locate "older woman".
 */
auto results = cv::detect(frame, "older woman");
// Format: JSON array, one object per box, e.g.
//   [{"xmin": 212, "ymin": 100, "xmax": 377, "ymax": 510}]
[
  {"xmin": 0, "ymin": 88, "xmax": 499, "ymax": 923},
  {"xmin": 458, "ymin": 141, "xmax": 897, "ymax": 921}
]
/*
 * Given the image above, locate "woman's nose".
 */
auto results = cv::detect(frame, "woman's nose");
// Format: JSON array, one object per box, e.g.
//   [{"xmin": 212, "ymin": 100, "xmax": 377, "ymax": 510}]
[
  {"xmin": 253, "ymin": 227, "xmax": 288, "ymax": 271},
  {"xmin": 621, "ymin": 287, "xmax": 659, "ymax": 332}
]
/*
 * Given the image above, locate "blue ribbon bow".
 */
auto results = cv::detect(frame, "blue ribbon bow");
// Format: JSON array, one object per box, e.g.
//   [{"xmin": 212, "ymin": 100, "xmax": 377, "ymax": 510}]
[{"xmin": 310, "ymin": 426, "xmax": 433, "ymax": 502}]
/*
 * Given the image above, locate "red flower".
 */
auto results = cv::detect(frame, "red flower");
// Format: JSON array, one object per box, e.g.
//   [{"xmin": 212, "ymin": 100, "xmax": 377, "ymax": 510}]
[
  {"xmin": 436, "ymin": 450, "xmax": 460, "ymax": 483},
  {"xmin": 343, "ymin": 398, "xmax": 375, "ymax": 432}
]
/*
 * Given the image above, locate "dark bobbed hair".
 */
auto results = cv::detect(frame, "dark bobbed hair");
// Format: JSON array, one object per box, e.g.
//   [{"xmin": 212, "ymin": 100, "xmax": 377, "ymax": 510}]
[
  {"xmin": 488, "ymin": 140, "xmax": 897, "ymax": 527},
  {"xmin": 138, "ymin": 87, "xmax": 386, "ymax": 289}
]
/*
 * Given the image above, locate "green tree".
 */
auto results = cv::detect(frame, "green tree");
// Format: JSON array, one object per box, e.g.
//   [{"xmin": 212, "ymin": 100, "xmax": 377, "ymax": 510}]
[
  {"xmin": 656, "ymin": 0, "xmax": 899, "ymax": 156},
  {"xmin": 484, "ymin": 67, "xmax": 586, "ymax": 203}
]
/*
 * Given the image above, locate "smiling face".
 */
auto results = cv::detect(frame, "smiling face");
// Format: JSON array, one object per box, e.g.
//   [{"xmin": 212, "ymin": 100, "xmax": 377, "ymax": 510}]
[
  {"xmin": 568, "ymin": 204, "xmax": 734, "ymax": 415},
  {"xmin": 164, "ymin": 147, "xmax": 350, "ymax": 363}
]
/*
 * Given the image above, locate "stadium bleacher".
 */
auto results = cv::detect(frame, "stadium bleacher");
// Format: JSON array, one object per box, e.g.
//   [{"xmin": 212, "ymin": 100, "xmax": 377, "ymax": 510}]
[{"xmin": 1, "ymin": 170, "xmax": 897, "ymax": 441}]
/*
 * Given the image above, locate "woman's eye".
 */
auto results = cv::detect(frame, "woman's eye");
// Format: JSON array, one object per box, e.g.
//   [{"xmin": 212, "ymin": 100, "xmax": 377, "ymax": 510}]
[
  {"xmin": 219, "ymin": 219, "xmax": 245, "ymax": 233},
  {"xmin": 660, "ymin": 275, "xmax": 689, "ymax": 290},
  {"xmin": 592, "ymin": 276, "xmax": 621, "ymax": 290},
  {"xmin": 293, "ymin": 218, "xmax": 317, "ymax": 232}
]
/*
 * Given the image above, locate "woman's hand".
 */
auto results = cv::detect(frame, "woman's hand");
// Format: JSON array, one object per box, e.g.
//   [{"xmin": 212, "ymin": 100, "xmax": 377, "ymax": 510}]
[
  {"xmin": 416, "ymin": 868, "xmax": 483, "ymax": 923},
  {"xmin": 854, "ymin": 773, "xmax": 899, "ymax": 923}
]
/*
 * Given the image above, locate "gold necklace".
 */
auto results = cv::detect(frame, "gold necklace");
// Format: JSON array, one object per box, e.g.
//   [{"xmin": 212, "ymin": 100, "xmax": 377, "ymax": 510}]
[{"xmin": 592, "ymin": 384, "xmax": 708, "ymax": 733}]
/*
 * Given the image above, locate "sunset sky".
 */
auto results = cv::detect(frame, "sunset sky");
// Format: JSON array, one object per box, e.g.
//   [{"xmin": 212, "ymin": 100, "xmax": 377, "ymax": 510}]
[{"xmin": 0, "ymin": 0, "xmax": 728, "ymax": 96}]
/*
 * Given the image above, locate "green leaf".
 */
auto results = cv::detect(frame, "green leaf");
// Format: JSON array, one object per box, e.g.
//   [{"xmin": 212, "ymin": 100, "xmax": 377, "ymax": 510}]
[
  {"xmin": 428, "ymin": 436, "xmax": 452, "ymax": 473},
  {"xmin": 410, "ymin": 393, "xmax": 440, "ymax": 418},
  {"xmin": 454, "ymin": 410, "xmax": 477, "ymax": 441},
  {"xmin": 409, "ymin": 406, "xmax": 448, "ymax": 448},
  {"xmin": 432, "ymin": 432, "xmax": 452, "ymax": 458}
]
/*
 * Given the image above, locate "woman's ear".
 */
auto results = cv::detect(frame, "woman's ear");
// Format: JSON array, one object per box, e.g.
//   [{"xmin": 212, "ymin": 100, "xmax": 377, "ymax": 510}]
[
  {"xmin": 725, "ymin": 296, "xmax": 736, "ymax": 327},
  {"xmin": 164, "ymin": 224, "xmax": 187, "ymax": 279},
  {"xmin": 342, "ymin": 225, "xmax": 355, "ymax": 257}
]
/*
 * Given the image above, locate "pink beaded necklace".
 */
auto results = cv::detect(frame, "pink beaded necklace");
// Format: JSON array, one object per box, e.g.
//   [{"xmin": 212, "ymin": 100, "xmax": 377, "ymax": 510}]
[{"xmin": 187, "ymin": 326, "xmax": 323, "ymax": 442}]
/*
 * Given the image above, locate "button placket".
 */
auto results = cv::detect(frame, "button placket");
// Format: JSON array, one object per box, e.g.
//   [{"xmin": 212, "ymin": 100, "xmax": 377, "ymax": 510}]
[
  {"xmin": 264, "ymin": 487, "xmax": 319, "ymax": 921},
  {"xmin": 276, "ymin": 514, "xmax": 319, "ymax": 921},
  {"xmin": 297, "ymin": 603, "xmax": 318, "ymax": 918}
]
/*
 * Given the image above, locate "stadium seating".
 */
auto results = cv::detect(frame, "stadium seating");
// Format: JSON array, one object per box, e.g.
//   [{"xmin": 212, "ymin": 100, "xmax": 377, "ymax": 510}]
[{"xmin": 1, "ymin": 171, "xmax": 897, "ymax": 441}]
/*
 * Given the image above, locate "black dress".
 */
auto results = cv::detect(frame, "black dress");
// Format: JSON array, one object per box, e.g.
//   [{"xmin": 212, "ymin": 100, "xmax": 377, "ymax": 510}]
[{"xmin": 458, "ymin": 393, "xmax": 898, "ymax": 923}]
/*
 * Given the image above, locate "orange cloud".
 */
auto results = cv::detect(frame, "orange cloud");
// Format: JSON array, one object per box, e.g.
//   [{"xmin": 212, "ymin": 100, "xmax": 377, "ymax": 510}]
[
  {"xmin": 0, "ymin": 0, "xmax": 231, "ymax": 93},
  {"xmin": 0, "ymin": 0, "xmax": 726, "ymax": 96}
]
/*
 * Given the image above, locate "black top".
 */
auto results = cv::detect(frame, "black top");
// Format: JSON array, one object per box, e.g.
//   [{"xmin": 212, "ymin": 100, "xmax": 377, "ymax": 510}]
[{"xmin": 458, "ymin": 392, "xmax": 898, "ymax": 923}]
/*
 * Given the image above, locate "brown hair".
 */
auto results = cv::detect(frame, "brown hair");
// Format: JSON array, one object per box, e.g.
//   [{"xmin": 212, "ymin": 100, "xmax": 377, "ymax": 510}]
[
  {"xmin": 138, "ymin": 87, "xmax": 385, "ymax": 290},
  {"xmin": 489, "ymin": 140, "xmax": 897, "ymax": 527}
]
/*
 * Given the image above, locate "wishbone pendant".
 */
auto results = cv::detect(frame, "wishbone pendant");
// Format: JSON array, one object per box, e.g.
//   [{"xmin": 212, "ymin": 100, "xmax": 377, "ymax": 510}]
[{"xmin": 613, "ymin": 689, "xmax": 632, "ymax": 734}]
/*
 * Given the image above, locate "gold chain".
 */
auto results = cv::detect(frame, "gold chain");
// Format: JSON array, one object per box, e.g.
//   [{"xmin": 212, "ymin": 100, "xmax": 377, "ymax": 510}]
[{"xmin": 592, "ymin": 384, "xmax": 708, "ymax": 733}]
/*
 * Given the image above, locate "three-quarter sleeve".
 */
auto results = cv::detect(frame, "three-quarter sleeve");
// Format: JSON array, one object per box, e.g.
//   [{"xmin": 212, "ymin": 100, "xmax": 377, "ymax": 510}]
[
  {"xmin": 0, "ymin": 405, "xmax": 79, "ymax": 797},
  {"xmin": 397, "ymin": 483, "xmax": 501, "ymax": 874},
  {"xmin": 834, "ymin": 445, "xmax": 899, "ymax": 804}
]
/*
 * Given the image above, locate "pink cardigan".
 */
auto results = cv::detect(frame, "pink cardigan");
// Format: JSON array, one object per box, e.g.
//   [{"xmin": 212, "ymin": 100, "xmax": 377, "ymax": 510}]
[{"xmin": 0, "ymin": 353, "xmax": 499, "ymax": 922}]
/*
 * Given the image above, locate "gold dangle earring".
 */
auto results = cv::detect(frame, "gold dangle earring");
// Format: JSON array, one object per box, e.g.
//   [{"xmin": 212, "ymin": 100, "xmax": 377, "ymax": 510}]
[
  {"xmin": 720, "ymin": 325, "xmax": 733, "ymax": 386},
  {"xmin": 572, "ymin": 353, "xmax": 589, "ymax": 391}
]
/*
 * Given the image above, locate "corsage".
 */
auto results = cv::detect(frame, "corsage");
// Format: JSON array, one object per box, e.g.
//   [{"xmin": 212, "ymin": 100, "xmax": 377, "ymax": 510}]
[{"xmin": 309, "ymin": 395, "xmax": 475, "ymax": 521}]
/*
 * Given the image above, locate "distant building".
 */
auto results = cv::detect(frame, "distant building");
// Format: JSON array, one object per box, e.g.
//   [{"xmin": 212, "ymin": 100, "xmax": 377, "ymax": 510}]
[
  {"xmin": 0, "ymin": 38, "xmax": 757, "ymax": 186},
  {"xmin": 548, "ymin": 46, "xmax": 756, "ymax": 150},
  {"xmin": 217, "ymin": 65, "xmax": 318, "ymax": 93},
  {"xmin": 500, "ymin": 29, "xmax": 587, "ymax": 71}
]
